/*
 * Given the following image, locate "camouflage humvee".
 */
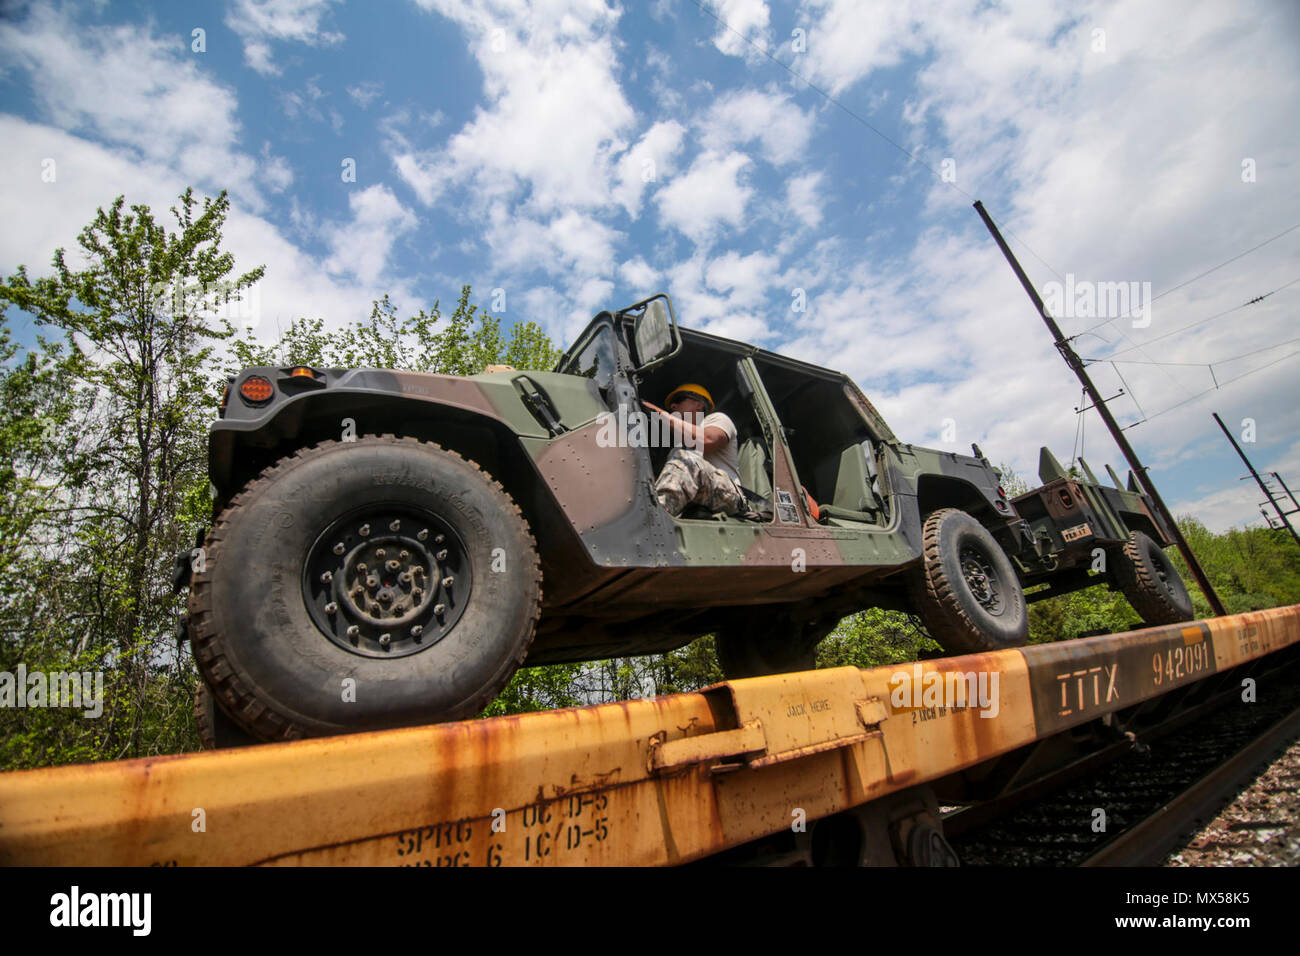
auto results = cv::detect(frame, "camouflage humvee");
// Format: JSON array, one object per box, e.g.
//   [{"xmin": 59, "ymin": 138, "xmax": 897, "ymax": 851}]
[{"xmin": 179, "ymin": 294, "xmax": 1163, "ymax": 743}]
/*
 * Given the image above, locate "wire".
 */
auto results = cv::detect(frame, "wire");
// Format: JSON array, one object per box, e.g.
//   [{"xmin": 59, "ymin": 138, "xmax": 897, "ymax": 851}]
[
  {"xmin": 1123, "ymin": 348, "xmax": 1300, "ymax": 428},
  {"xmin": 1071, "ymin": 225, "xmax": 1300, "ymax": 338},
  {"xmin": 1091, "ymin": 276, "xmax": 1300, "ymax": 361},
  {"xmin": 1104, "ymin": 334, "xmax": 1300, "ymax": 368}
]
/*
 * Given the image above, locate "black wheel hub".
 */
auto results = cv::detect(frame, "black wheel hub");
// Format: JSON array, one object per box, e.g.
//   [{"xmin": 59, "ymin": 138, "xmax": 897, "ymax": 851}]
[
  {"xmin": 959, "ymin": 545, "xmax": 1003, "ymax": 614},
  {"xmin": 303, "ymin": 506, "xmax": 472, "ymax": 658}
]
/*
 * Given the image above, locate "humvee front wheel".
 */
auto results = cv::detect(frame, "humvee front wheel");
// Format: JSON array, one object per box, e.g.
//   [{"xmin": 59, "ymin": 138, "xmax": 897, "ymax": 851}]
[
  {"xmin": 189, "ymin": 436, "xmax": 541, "ymax": 741},
  {"xmin": 1112, "ymin": 530, "xmax": 1194, "ymax": 626},
  {"xmin": 910, "ymin": 508, "xmax": 1028, "ymax": 654}
]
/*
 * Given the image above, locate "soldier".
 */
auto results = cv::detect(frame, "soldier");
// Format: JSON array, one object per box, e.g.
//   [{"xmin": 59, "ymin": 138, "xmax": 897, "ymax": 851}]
[{"xmin": 641, "ymin": 383, "xmax": 746, "ymax": 517}]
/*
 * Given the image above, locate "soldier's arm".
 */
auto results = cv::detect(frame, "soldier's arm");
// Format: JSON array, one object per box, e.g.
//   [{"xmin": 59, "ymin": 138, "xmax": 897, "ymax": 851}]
[{"xmin": 642, "ymin": 401, "xmax": 728, "ymax": 452}]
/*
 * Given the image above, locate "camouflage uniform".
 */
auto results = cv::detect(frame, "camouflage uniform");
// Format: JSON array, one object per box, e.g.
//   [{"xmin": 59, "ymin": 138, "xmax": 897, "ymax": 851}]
[{"xmin": 655, "ymin": 447, "xmax": 746, "ymax": 517}]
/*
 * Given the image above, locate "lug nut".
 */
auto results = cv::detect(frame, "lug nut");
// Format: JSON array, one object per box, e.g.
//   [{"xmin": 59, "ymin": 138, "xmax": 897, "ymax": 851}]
[
  {"xmin": 412, "ymin": 566, "xmax": 425, "ymax": 578},
  {"xmin": 434, "ymin": 534, "xmax": 445, "ymax": 545},
  {"xmin": 319, "ymin": 571, "xmax": 332, "ymax": 584},
  {"xmin": 412, "ymin": 589, "xmax": 423, "ymax": 601},
  {"xmin": 357, "ymin": 562, "xmax": 367, "ymax": 572},
  {"xmin": 390, "ymin": 520, "xmax": 401, "ymax": 531},
  {"xmin": 410, "ymin": 625, "xmax": 423, "ymax": 638},
  {"xmin": 359, "ymin": 524, "xmax": 370, "ymax": 536},
  {"xmin": 436, "ymin": 550, "xmax": 449, "ymax": 561},
  {"xmin": 347, "ymin": 625, "xmax": 360, "ymax": 642},
  {"xmin": 366, "ymin": 574, "xmax": 379, "ymax": 589},
  {"xmin": 399, "ymin": 550, "xmax": 409, "ymax": 560},
  {"xmin": 442, "ymin": 576, "xmax": 454, "ymax": 588},
  {"xmin": 386, "ymin": 560, "xmax": 400, "ymax": 572},
  {"xmin": 399, "ymin": 571, "xmax": 412, "ymax": 584},
  {"xmin": 434, "ymin": 603, "xmax": 446, "ymax": 615},
  {"xmin": 376, "ymin": 548, "xmax": 386, "ymax": 558},
  {"xmin": 417, "ymin": 529, "xmax": 429, "ymax": 541},
  {"xmin": 333, "ymin": 542, "xmax": 346, "ymax": 555},
  {"xmin": 379, "ymin": 633, "xmax": 391, "ymax": 649},
  {"xmin": 325, "ymin": 602, "xmax": 338, "ymax": 614},
  {"xmin": 378, "ymin": 591, "xmax": 393, "ymax": 604}
]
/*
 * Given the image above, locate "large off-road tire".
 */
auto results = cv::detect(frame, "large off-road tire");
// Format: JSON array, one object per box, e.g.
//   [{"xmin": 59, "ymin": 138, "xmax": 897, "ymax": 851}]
[
  {"xmin": 194, "ymin": 681, "xmax": 261, "ymax": 750},
  {"xmin": 189, "ymin": 436, "xmax": 541, "ymax": 741},
  {"xmin": 715, "ymin": 610, "xmax": 837, "ymax": 679},
  {"xmin": 1112, "ymin": 530, "xmax": 1194, "ymax": 626},
  {"xmin": 909, "ymin": 508, "xmax": 1028, "ymax": 654}
]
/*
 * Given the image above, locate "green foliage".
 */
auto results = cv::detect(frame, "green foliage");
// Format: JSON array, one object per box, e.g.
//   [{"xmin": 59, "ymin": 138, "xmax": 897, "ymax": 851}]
[
  {"xmin": 478, "ymin": 663, "xmax": 586, "ymax": 718},
  {"xmin": 817, "ymin": 608, "xmax": 942, "ymax": 668},
  {"xmin": 225, "ymin": 285, "xmax": 561, "ymax": 377}
]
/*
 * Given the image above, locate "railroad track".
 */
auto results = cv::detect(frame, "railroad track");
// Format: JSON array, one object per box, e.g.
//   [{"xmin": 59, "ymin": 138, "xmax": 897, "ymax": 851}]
[{"xmin": 944, "ymin": 656, "xmax": 1300, "ymax": 866}]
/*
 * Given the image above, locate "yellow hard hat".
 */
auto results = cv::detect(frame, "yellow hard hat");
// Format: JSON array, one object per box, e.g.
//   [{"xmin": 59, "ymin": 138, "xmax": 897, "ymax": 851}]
[{"xmin": 665, "ymin": 383, "xmax": 714, "ymax": 412}]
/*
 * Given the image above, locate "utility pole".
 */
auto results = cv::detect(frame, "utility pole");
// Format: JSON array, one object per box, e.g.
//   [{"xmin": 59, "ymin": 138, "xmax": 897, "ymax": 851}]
[
  {"xmin": 973, "ymin": 200, "xmax": 1227, "ymax": 616},
  {"xmin": 1212, "ymin": 412, "xmax": 1300, "ymax": 549}
]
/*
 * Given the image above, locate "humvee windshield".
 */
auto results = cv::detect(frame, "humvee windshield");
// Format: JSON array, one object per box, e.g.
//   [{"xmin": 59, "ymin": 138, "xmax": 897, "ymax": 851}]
[{"xmin": 557, "ymin": 322, "xmax": 617, "ymax": 390}]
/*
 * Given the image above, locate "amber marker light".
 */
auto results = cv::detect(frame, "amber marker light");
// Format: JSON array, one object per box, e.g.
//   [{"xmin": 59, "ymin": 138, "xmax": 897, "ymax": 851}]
[
  {"xmin": 289, "ymin": 366, "xmax": 317, "ymax": 379},
  {"xmin": 239, "ymin": 375, "xmax": 274, "ymax": 404}
]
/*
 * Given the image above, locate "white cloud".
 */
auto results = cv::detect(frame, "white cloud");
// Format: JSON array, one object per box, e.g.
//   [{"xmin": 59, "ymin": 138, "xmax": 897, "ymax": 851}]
[
  {"xmin": 347, "ymin": 82, "xmax": 383, "ymax": 109},
  {"xmin": 324, "ymin": 185, "xmax": 419, "ymax": 285},
  {"xmin": 785, "ymin": 172, "xmax": 822, "ymax": 229},
  {"xmin": 612, "ymin": 120, "xmax": 686, "ymax": 217},
  {"xmin": 656, "ymin": 151, "xmax": 753, "ymax": 245},
  {"xmin": 225, "ymin": 0, "xmax": 345, "ymax": 76},
  {"xmin": 705, "ymin": 250, "xmax": 779, "ymax": 309},
  {"xmin": 795, "ymin": 0, "xmax": 929, "ymax": 95},
  {"xmin": 701, "ymin": 89, "xmax": 815, "ymax": 166},
  {"xmin": 711, "ymin": 0, "xmax": 771, "ymax": 61},
  {"xmin": 260, "ymin": 144, "xmax": 294, "ymax": 193},
  {"xmin": 408, "ymin": 0, "xmax": 634, "ymax": 214},
  {"xmin": 485, "ymin": 208, "xmax": 621, "ymax": 279},
  {"xmin": 619, "ymin": 257, "xmax": 658, "ymax": 290},
  {"xmin": 0, "ymin": 6, "xmax": 283, "ymax": 211}
]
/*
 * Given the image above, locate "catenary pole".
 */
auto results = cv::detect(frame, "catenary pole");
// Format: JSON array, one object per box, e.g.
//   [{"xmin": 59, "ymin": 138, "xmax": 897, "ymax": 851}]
[{"xmin": 1212, "ymin": 412, "xmax": 1300, "ymax": 550}]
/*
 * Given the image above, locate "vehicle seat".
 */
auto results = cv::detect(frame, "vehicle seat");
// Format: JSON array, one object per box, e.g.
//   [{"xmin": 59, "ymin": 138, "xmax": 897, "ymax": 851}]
[
  {"xmin": 737, "ymin": 435, "xmax": 772, "ymax": 499},
  {"xmin": 819, "ymin": 440, "xmax": 882, "ymax": 523}
]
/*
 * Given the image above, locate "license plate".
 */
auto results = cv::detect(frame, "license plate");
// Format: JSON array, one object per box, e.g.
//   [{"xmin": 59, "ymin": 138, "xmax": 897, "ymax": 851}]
[{"xmin": 1062, "ymin": 522, "xmax": 1092, "ymax": 542}]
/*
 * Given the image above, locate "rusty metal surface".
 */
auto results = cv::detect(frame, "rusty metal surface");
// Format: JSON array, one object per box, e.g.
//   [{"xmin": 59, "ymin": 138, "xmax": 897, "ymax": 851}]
[{"xmin": 1, "ymin": 605, "xmax": 1296, "ymax": 866}]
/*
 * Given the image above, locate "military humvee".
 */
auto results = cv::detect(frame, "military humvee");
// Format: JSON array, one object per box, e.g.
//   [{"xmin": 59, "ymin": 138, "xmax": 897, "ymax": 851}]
[{"xmin": 182, "ymin": 294, "xmax": 1184, "ymax": 743}]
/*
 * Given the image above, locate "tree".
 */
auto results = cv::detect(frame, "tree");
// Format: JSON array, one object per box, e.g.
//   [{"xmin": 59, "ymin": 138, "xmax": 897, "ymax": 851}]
[{"xmin": 0, "ymin": 189, "xmax": 262, "ymax": 765}]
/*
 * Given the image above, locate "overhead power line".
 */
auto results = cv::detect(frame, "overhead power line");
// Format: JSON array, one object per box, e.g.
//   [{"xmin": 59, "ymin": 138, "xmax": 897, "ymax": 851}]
[
  {"xmin": 1072, "ymin": 223, "xmax": 1300, "ymax": 337},
  {"xmin": 1093, "ymin": 276, "xmax": 1300, "ymax": 361}
]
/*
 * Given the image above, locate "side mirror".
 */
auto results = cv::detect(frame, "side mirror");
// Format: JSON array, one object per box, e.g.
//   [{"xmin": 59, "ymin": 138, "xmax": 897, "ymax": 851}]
[{"xmin": 631, "ymin": 295, "xmax": 681, "ymax": 371}]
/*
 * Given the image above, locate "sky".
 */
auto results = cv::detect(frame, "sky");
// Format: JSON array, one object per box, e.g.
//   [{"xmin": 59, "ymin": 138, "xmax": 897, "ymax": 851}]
[{"xmin": 1, "ymin": 0, "xmax": 1298, "ymax": 533}]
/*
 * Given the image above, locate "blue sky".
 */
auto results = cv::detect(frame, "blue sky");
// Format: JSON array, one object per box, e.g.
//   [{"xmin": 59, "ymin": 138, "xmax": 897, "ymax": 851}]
[{"xmin": 2, "ymin": 0, "xmax": 1298, "ymax": 532}]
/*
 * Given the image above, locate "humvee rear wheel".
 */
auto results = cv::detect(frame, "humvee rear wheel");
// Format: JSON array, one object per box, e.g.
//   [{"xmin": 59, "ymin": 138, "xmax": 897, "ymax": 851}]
[
  {"xmin": 1112, "ymin": 530, "xmax": 1194, "ymax": 626},
  {"xmin": 715, "ymin": 611, "xmax": 836, "ymax": 679},
  {"xmin": 910, "ymin": 508, "xmax": 1028, "ymax": 654},
  {"xmin": 189, "ymin": 436, "xmax": 541, "ymax": 741}
]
